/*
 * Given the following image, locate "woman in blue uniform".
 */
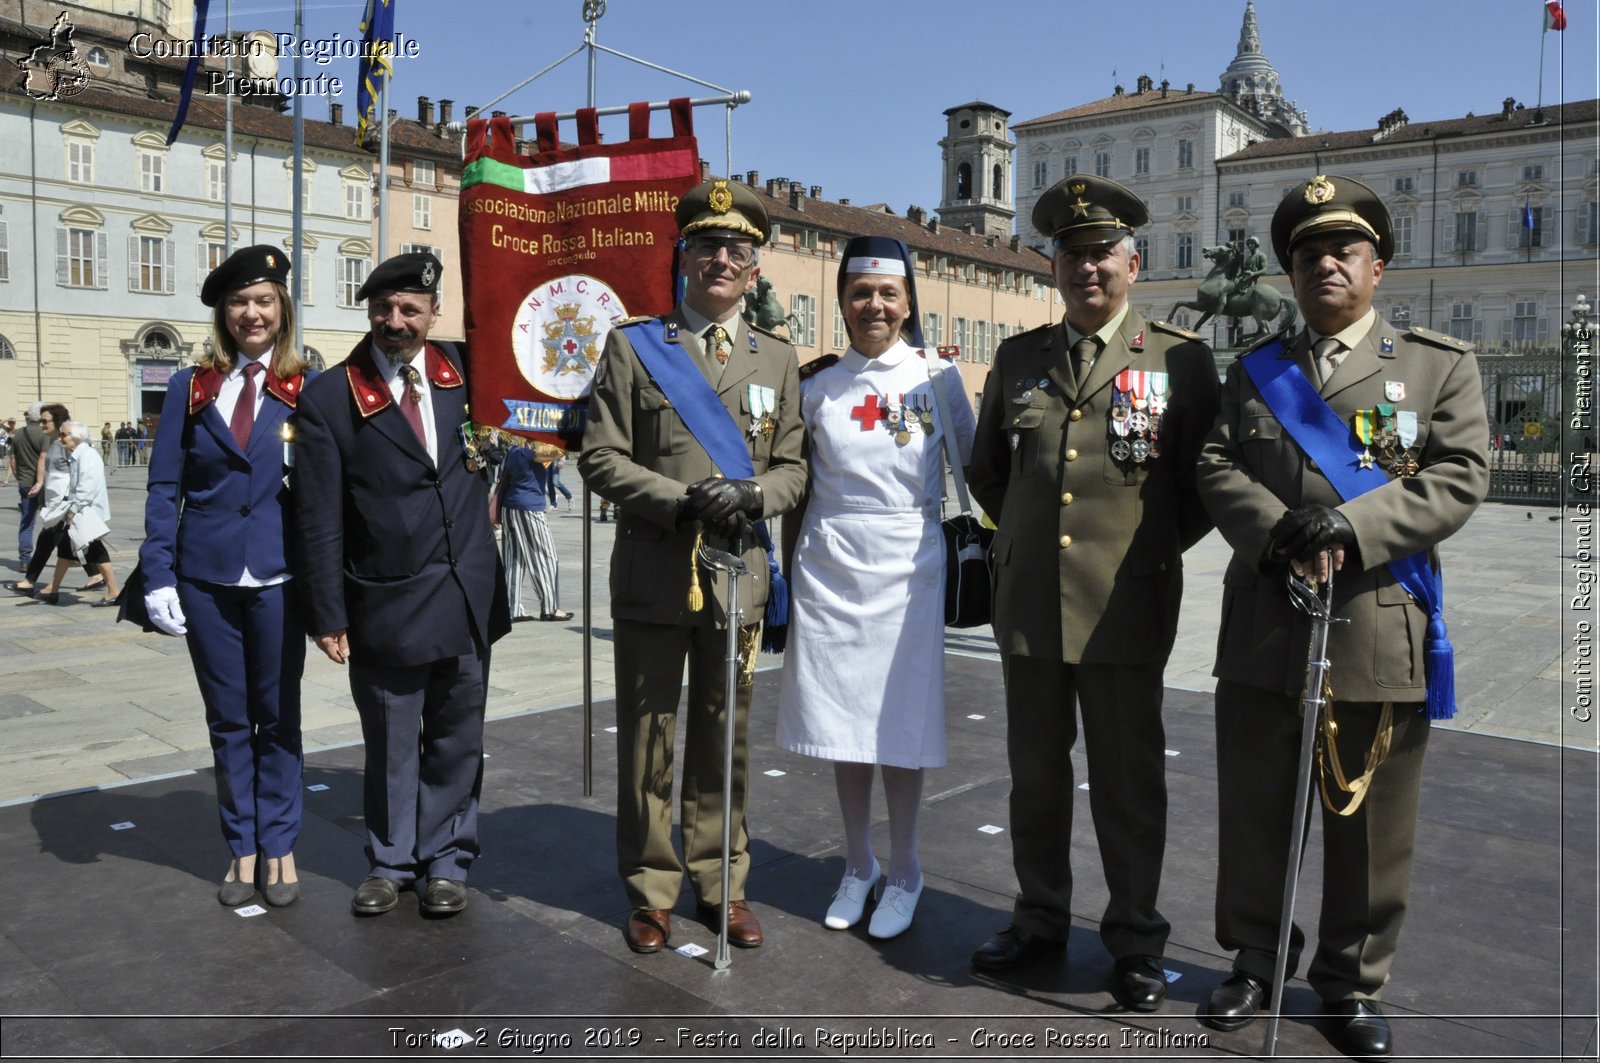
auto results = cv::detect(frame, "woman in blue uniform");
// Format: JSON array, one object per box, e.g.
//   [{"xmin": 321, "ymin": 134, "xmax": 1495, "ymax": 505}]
[{"xmin": 140, "ymin": 246, "xmax": 311, "ymax": 907}]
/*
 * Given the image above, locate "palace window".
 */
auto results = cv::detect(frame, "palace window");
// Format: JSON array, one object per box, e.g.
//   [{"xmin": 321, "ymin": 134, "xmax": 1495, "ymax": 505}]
[{"xmin": 790, "ymin": 293, "xmax": 816, "ymax": 347}]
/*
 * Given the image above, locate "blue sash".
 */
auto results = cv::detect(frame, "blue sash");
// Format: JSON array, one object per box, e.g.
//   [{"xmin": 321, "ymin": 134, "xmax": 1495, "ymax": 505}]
[
  {"xmin": 620, "ymin": 319, "xmax": 788, "ymax": 648},
  {"xmin": 1240, "ymin": 338, "xmax": 1455, "ymax": 719}
]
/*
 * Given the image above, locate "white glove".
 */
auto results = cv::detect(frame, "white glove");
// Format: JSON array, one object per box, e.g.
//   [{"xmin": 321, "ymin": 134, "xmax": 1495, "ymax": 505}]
[{"xmin": 144, "ymin": 585, "xmax": 187, "ymax": 636}]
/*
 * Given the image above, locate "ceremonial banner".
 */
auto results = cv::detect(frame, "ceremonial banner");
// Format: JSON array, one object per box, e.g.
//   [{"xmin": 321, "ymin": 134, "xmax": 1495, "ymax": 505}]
[{"xmin": 460, "ymin": 102, "xmax": 699, "ymax": 449}]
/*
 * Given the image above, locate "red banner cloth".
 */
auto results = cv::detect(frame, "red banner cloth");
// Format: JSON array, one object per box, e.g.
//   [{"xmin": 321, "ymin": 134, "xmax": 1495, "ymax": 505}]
[{"xmin": 458, "ymin": 101, "xmax": 699, "ymax": 449}]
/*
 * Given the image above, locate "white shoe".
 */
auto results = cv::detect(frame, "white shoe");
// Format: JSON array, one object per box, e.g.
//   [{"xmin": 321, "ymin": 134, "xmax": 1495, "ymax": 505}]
[
  {"xmin": 823, "ymin": 857, "xmax": 880, "ymax": 930},
  {"xmin": 868, "ymin": 876, "xmax": 923, "ymax": 939}
]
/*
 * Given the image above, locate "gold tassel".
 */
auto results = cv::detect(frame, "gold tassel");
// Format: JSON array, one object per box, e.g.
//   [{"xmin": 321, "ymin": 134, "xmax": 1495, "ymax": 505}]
[
  {"xmin": 687, "ymin": 524, "xmax": 704, "ymax": 612},
  {"xmin": 1315, "ymin": 680, "xmax": 1395, "ymax": 816}
]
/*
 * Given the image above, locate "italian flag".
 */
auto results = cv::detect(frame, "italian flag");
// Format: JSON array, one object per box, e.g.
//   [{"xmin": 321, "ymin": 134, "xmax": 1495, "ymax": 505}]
[{"xmin": 1545, "ymin": 1, "xmax": 1567, "ymax": 31}]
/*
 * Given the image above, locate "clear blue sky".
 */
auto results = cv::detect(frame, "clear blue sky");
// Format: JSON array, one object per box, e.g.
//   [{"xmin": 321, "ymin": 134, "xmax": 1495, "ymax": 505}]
[{"xmin": 228, "ymin": 0, "xmax": 1596, "ymax": 216}]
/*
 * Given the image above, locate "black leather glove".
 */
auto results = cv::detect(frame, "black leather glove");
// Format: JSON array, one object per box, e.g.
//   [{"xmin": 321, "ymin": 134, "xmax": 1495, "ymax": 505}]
[
  {"xmin": 1269, "ymin": 504, "xmax": 1355, "ymax": 563},
  {"xmin": 683, "ymin": 478, "xmax": 762, "ymax": 526}
]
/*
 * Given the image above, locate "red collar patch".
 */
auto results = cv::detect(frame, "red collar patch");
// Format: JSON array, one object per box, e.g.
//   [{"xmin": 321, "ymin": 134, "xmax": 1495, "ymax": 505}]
[
  {"xmin": 345, "ymin": 339, "xmax": 392, "ymax": 419},
  {"xmin": 188, "ymin": 366, "xmax": 225, "ymax": 415},
  {"xmin": 264, "ymin": 371, "xmax": 303, "ymax": 408},
  {"xmin": 1130, "ymin": 330, "xmax": 1145, "ymax": 350},
  {"xmin": 345, "ymin": 340, "xmax": 461, "ymax": 419}
]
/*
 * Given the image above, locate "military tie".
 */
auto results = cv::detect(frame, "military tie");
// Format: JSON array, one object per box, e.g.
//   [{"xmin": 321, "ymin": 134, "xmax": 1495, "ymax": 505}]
[
  {"xmin": 706, "ymin": 324, "xmax": 732, "ymax": 366},
  {"xmin": 1070, "ymin": 335, "xmax": 1098, "ymax": 390},
  {"xmin": 1312, "ymin": 336, "xmax": 1343, "ymax": 389},
  {"xmin": 229, "ymin": 362, "xmax": 262, "ymax": 449},
  {"xmin": 398, "ymin": 363, "xmax": 428, "ymax": 446}
]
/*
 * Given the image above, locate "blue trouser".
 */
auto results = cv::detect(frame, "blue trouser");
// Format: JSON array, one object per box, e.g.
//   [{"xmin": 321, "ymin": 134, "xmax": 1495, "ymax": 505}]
[
  {"xmin": 349, "ymin": 648, "xmax": 489, "ymax": 884},
  {"xmin": 17, "ymin": 484, "xmax": 38, "ymax": 567},
  {"xmin": 179, "ymin": 579, "xmax": 307, "ymax": 858}
]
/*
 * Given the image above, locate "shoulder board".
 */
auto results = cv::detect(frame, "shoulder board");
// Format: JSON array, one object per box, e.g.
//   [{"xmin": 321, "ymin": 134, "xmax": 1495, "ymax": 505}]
[
  {"xmin": 1149, "ymin": 319, "xmax": 1204, "ymax": 341},
  {"xmin": 1238, "ymin": 330, "xmax": 1289, "ymax": 359},
  {"xmin": 1014, "ymin": 322, "xmax": 1053, "ymax": 341},
  {"xmin": 1406, "ymin": 326, "xmax": 1473, "ymax": 353},
  {"xmin": 748, "ymin": 321, "xmax": 794, "ymax": 344},
  {"xmin": 798, "ymin": 353, "xmax": 839, "ymax": 380},
  {"xmin": 613, "ymin": 315, "xmax": 655, "ymax": 329}
]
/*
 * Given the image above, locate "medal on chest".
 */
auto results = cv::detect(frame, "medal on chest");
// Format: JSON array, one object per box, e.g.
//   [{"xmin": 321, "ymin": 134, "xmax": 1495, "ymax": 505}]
[
  {"xmin": 1109, "ymin": 369, "xmax": 1168, "ymax": 465},
  {"xmin": 747, "ymin": 384, "xmax": 777, "ymax": 440}
]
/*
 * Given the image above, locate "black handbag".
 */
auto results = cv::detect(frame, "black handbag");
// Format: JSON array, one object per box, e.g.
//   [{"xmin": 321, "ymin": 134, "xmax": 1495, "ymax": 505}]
[
  {"xmin": 941, "ymin": 512, "xmax": 994, "ymax": 628},
  {"xmin": 926, "ymin": 352, "xmax": 993, "ymax": 628}
]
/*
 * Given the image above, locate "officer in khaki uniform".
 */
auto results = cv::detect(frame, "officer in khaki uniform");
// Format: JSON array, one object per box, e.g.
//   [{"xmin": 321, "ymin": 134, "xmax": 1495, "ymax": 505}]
[
  {"xmin": 579, "ymin": 179, "xmax": 806, "ymax": 953},
  {"xmin": 967, "ymin": 175, "xmax": 1220, "ymax": 1011},
  {"xmin": 1196, "ymin": 176, "xmax": 1489, "ymax": 1061}
]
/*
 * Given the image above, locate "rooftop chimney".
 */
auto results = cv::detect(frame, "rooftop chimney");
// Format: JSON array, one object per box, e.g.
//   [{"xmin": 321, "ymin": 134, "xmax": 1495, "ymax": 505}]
[
  {"xmin": 330, "ymin": 102, "xmax": 343, "ymax": 125},
  {"xmin": 417, "ymin": 96, "xmax": 433, "ymax": 125},
  {"xmin": 790, "ymin": 184, "xmax": 804, "ymax": 210},
  {"xmin": 439, "ymin": 99, "xmax": 454, "ymax": 126},
  {"xmin": 907, "ymin": 205, "xmax": 926, "ymax": 225},
  {"xmin": 810, "ymin": 185, "xmax": 822, "ymax": 198},
  {"xmin": 746, "ymin": 169, "xmax": 758, "ymax": 185},
  {"xmin": 1136, "ymin": 73, "xmax": 1153, "ymax": 94}
]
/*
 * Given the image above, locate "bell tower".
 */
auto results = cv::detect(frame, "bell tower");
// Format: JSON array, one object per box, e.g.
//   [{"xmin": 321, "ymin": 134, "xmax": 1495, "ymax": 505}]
[{"xmin": 938, "ymin": 102, "xmax": 1016, "ymax": 237}]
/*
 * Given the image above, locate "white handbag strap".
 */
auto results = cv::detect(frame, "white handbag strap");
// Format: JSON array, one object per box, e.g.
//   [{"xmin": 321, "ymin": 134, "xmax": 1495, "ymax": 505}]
[{"xmin": 924, "ymin": 350, "xmax": 974, "ymax": 515}]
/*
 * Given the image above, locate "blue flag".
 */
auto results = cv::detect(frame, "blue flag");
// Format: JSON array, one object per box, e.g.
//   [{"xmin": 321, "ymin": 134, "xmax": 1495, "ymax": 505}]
[
  {"xmin": 165, "ymin": 0, "xmax": 210, "ymax": 145},
  {"xmin": 1522, "ymin": 199, "xmax": 1535, "ymax": 230},
  {"xmin": 355, "ymin": 0, "xmax": 395, "ymax": 146}
]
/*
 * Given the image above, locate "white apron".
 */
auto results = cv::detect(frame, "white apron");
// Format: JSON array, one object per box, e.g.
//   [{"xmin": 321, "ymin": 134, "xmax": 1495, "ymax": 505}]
[{"xmin": 776, "ymin": 341, "xmax": 975, "ymax": 768}]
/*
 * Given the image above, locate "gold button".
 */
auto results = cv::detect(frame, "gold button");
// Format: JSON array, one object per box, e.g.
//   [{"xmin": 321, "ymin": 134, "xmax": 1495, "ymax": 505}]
[
  {"xmin": 1059, "ymin": 535, "xmax": 1073, "ymax": 549},
  {"xmin": 1070, "ymin": 408, "xmax": 1083, "ymax": 422},
  {"xmin": 1066, "ymin": 448, "xmax": 1079, "ymax": 461},
  {"xmin": 1248, "ymin": 426, "xmax": 1258, "ymax": 437},
  {"xmin": 1061, "ymin": 492, "xmax": 1074, "ymax": 505}
]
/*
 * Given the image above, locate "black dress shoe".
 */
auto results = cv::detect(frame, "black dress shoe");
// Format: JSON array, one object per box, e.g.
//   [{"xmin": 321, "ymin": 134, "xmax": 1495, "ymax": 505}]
[
  {"xmin": 970, "ymin": 925, "xmax": 1066, "ymax": 972},
  {"xmin": 1323, "ymin": 999, "xmax": 1391, "ymax": 1061},
  {"xmin": 1112, "ymin": 954, "xmax": 1168, "ymax": 1011},
  {"xmin": 420, "ymin": 877, "xmax": 468, "ymax": 915},
  {"xmin": 352, "ymin": 875, "xmax": 400, "ymax": 915},
  {"xmin": 1202, "ymin": 971, "xmax": 1270, "ymax": 1031}
]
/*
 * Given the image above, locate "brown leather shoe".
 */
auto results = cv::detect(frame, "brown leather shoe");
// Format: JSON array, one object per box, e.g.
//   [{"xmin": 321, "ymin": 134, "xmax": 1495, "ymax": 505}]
[
  {"xmin": 702, "ymin": 899, "xmax": 764, "ymax": 948},
  {"xmin": 624, "ymin": 908, "xmax": 672, "ymax": 953}
]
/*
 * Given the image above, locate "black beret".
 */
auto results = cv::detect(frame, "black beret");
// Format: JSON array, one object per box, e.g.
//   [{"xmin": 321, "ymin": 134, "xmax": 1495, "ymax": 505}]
[
  {"xmin": 1271, "ymin": 174, "xmax": 1394, "ymax": 270},
  {"xmin": 356, "ymin": 251, "xmax": 443, "ymax": 303},
  {"xmin": 1033, "ymin": 175, "xmax": 1149, "ymax": 249},
  {"xmin": 676, "ymin": 178, "xmax": 770, "ymax": 244},
  {"xmin": 200, "ymin": 244, "xmax": 290, "ymax": 307}
]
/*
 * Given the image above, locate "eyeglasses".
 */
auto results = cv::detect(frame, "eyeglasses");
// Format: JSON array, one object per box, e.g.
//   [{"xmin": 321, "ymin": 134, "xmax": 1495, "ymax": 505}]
[{"xmin": 685, "ymin": 236, "xmax": 756, "ymax": 268}]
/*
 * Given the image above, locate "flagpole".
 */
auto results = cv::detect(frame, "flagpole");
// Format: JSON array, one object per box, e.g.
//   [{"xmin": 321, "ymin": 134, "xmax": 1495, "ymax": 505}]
[
  {"xmin": 581, "ymin": 3, "xmax": 598, "ymax": 798},
  {"xmin": 291, "ymin": 0, "xmax": 304, "ymax": 356},
  {"xmin": 377, "ymin": 71, "xmax": 390, "ymax": 264},
  {"xmin": 224, "ymin": 0, "xmax": 233, "ymax": 254}
]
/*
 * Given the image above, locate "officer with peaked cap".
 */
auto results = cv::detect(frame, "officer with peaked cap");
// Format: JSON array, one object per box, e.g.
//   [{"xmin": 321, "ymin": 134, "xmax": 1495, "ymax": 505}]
[
  {"xmin": 579, "ymin": 178, "xmax": 806, "ymax": 954},
  {"xmin": 1197, "ymin": 175, "xmax": 1488, "ymax": 1060},
  {"xmin": 295, "ymin": 250, "xmax": 510, "ymax": 918},
  {"xmin": 967, "ymin": 175, "xmax": 1220, "ymax": 1012}
]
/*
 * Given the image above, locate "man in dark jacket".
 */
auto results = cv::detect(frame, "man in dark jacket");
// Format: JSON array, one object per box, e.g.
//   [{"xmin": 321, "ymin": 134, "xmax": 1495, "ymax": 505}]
[{"xmin": 295, "ymin": 251, "xmax": 510, "ymax": 918}]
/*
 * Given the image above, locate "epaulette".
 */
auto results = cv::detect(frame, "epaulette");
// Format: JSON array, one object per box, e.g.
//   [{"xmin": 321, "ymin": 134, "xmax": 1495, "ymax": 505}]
[
  {"xmin": 799, "ymin": 353, "xmax": 839, "ymax": 380},
  {"xmin": 612, "ymin": 315, "xmax": 655, "ymax": 329},
  {"xmin": 1149, "ymin": 319, "xmax": 1204, "ymax": 341},
  {"xmin": 1406, "ymin": 325, "xmax": 1473, "ymax": 354},
  {"xmin": 749, "ymin": 320, "xmax": 793, "ymax": 344},
  {"xmin": 1235, "ymin": 330, "xmax": 1287, "ymax": 359}
]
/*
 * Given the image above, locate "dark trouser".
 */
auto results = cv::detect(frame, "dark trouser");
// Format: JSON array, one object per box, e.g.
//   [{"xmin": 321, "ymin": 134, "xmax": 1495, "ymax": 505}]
[
  {"xmin": 613, "ymin": 617, "xmax": 753, "ymax": 911},
  {"xmin": 180, "ymin": 580, "xmax": 306, "ymax": 858},
  {"xmin": 1001, "ymin": 654, "xmax": 1172, "ymax": 959},
  {"xmin": 17, "ymin": 485, "xmax": 38, "ymax": 567},
  {"xmin": 1213, "ymin": 679, "xmax": 1431, "ymax": 1001},
  {"xmin": 25, "ymin": 523, "xmax": 94, "ymax": 584},
  {"xmin": 350, "ymin": 648, "xmax": 489, "ymax": 884}
]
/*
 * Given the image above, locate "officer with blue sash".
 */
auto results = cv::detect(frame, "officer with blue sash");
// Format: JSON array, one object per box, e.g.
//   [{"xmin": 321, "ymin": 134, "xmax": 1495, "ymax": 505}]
[
  {"xmin": 1196, "ymin": 176, "xmax": 1489, "ymax": 1060},
  {"xmin": 579, "ymin": 179, "xmax": 806, "ymax": 954}
]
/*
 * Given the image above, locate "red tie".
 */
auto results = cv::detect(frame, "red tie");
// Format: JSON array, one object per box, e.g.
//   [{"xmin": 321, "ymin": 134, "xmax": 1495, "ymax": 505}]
[
  {"xmin": 230, "ymin": 363, "xmax": 262, "ymax": 449},
  {"xmin": 399, "ymin": 364, "xmax": 428, "ymax": 446}
]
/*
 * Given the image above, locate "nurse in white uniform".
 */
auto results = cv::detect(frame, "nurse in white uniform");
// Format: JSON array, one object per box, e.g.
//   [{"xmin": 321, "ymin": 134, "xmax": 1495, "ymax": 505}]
[{"xmin": 777, "ymin": 235, "xmax": 975, "ymax": 939}]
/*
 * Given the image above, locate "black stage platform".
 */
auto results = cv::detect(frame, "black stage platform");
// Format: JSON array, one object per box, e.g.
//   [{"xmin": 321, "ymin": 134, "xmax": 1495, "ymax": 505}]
[{"xmin": 2, "ymin": 654, "xmax": 1596, "ymax": 1061}]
